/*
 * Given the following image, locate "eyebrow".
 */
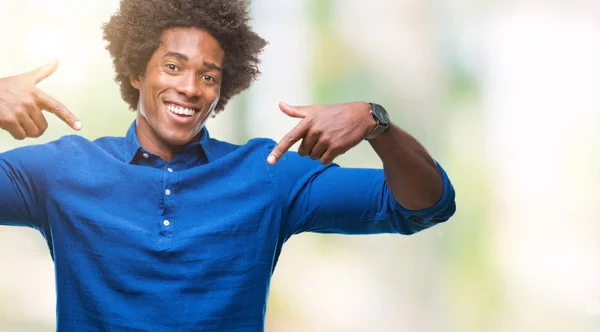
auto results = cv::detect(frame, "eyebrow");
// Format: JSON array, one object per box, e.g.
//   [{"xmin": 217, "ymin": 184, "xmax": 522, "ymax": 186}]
[{"xmin": 163, "ymin": 51, "xmax": 222, "ymax": 72}]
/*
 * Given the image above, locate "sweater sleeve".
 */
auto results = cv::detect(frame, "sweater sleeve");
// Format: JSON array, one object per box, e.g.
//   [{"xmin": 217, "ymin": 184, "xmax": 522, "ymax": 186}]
[
  {"xmin": 0, "ymin": 137, "xmax": 74, "ymax": 231},
  {"xmin": 263, "ymin": 143, "xmax": 456, "ymax": 237}
]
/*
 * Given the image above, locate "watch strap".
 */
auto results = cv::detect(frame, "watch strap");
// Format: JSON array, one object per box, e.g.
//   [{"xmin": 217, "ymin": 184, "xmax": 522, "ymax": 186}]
[
  {"xmin": 365, "ymin": 103, "xmax": 389, "ymax": 140},
  {"xmin": 365, "ymin": 123, "xmax": 388, "ymax": 140}
]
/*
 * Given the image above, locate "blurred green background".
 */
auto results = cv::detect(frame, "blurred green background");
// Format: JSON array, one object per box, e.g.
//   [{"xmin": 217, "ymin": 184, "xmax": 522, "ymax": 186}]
[{"xmin": 0, "ymin": 0, "xmax": 599, "ymax": 331}]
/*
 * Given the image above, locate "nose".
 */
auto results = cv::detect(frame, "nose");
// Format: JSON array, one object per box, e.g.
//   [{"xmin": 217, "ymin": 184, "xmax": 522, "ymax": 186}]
[{"xmin": 174, "ymin": 73, "xmax": 201, "ymax": 99}]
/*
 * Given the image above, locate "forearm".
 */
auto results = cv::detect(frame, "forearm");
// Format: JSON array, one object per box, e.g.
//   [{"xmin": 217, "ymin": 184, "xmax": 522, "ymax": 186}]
[
  {"xmin": 369, "ymin": 123, "xmax": 443, "ymax": 210},
  {"xmin": 268, "ymin": 100, "xmax": 446, "ymax": 211}
]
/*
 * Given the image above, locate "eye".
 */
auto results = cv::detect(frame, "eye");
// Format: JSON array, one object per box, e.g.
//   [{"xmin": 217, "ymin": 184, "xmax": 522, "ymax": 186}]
[
  {"xmin": 201, "ymin": 75, "xmax": 217, "ymax": 83},
  {"xmin": 165, "ymin": 63, "xmax": 180, "ymax": 72}
]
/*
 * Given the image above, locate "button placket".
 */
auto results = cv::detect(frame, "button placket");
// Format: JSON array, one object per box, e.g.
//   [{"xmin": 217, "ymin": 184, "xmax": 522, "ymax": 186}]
[{"xmin": 157, "ymin": 165, "xmax": 175, "ymax": 251}]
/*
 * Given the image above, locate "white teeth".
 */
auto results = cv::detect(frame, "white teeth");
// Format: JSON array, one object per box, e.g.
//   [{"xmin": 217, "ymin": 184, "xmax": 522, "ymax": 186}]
[{"xmin": 167, "ymin": 103, "xmax": 197, "ymax": 116}]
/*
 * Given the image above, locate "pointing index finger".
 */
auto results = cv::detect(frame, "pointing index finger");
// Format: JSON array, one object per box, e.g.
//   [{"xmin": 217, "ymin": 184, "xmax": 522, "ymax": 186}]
[
  {"xmin": 34, "ymin": 88, "xmax": 82, "ymax": 131},
  {"xmin": 268, "ymin": 119, "xmax": 310, "ymax": 165}
]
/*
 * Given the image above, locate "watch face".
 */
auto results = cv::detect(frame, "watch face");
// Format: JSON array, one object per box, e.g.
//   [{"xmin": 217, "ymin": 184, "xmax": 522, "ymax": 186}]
[{"xmin": 372, "ymin": 104, "xmax": 390, "ymax": 124}]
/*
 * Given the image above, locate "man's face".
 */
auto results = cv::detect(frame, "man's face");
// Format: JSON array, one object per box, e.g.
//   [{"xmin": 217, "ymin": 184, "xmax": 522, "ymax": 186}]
[{"xmin": 131, "ymin": 27, "xmax": 224, "ymax": 148}]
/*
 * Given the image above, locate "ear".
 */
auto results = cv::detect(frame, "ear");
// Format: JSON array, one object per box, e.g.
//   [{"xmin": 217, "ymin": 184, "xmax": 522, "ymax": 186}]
[{"xmin": 129, "ymin": 75, "xmax": 141, "ymax": 90}]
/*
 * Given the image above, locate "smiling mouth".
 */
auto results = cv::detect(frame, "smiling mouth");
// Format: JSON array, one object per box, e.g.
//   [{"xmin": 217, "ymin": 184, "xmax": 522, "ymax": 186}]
[{"xmin": 166, "ymin": 103, "xmax": 198, "ymax": 117}]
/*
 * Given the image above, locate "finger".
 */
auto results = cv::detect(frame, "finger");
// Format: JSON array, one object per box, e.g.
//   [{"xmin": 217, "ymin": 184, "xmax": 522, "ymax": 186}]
[
  {"xmin": 320, "ymin": 140, "xmax": 348, "ymax": 165},
  {"xmin": 298, "ymin": 129, "xmax": 320, "ymax": 157},
  {"xmin": 267, "ymin": 119, "xmax": 310, "ymax": 165},
  {"xmin": 29, "ymin": 108, "xmax": 48, "ymax": 136},
  {"xmin": 20, "ymin": 115, "xmax": 40, "ymax": 137},
  {"xmin": 279, "ymin": 101, "xmax": 311, "ymax": 119},
  {"xmin": 23, "ymin": 59, "xmax": 59, "ymax": 85},
  {"xmin": 309, "ymin": 140, "xmax": 329, "ymax": 161},
  {"xmin": 320, "ymin": 149, "xmax": 338, "ymax": 165},
  {"xmin": 34, "ymin": 89, "xmax": 82, "ymax": 131},
  {"xmin": 5, "ymin": 122, "xmax": 27, "ymax": 140}
]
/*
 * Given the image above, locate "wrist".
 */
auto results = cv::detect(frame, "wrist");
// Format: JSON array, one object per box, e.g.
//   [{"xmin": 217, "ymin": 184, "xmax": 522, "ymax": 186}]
[
  {"xmin": 365, "ymin": 103, "xmax": 390, "ymax": 140},
  {"xmin": 361, "ymin": 102, "xmax": 377, "ymax": 132}
]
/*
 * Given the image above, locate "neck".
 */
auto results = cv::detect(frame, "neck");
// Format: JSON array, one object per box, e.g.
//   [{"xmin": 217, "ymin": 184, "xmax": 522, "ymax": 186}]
[{"xmin": 135, "ymin": 116, "xmax": 180, "ymax": 162}]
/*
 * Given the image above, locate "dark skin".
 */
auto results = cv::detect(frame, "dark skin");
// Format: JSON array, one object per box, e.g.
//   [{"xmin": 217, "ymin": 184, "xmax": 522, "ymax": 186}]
[
  {"xmin": 0, "ymin": 27, "xmax": 442, "ymax": 210},
  {"xmin": 0, "ymin": 59, "xmax": 81, "ymax": 139},
  {"xmin": 268, "ymin": 102, "xmax": 443, "ymax": 210},
  {"xmin": 129, "ymin": 28, "xmax": 224, "ymax": 162}
]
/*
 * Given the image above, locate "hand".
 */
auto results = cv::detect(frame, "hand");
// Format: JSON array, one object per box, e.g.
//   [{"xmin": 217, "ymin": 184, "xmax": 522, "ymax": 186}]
[
  {"xmin": 267, "ymin": 101, "xmax": 377, "ymax": 165},
  {"xmin": 0, "ymin": 59, "xmax": 81, "ymax": 140}
]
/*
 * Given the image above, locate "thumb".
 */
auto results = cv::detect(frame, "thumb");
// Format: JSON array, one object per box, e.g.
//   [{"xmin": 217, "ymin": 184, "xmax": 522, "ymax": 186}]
[
  {"xmin": 279, "ymin": 101, "xmax": 308, "ymax": 119},
  {"xmin": 24, "ymin": 59, "xmax": 59, "ymax": 85}
]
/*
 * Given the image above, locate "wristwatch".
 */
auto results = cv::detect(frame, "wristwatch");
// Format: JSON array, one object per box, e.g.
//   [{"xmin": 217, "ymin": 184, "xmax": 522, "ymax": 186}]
[{"xmin": 365, "ymin": 103, "xmax": 390, "ymax": 140}]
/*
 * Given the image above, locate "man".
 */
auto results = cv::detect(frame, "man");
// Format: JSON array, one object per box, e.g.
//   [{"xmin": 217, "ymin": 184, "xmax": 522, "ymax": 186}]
[{"xmin": 0, "ymin": 0, "xmax": 455, "ymax": 330}]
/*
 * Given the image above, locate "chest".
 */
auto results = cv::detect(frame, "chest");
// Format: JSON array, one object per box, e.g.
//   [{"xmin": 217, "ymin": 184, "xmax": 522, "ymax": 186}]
[{"xmin": 46, "ymin": 162, "xmax": 281, "ymax": 264}]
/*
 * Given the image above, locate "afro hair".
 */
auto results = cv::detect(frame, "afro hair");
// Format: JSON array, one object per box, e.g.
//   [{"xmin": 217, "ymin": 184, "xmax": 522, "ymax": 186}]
[{"xmin": 102, "ymin": 0, "xmax": 267, "ymax": 114}]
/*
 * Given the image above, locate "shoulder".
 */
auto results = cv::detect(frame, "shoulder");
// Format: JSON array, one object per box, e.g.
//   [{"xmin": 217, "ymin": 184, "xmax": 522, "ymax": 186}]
[
  {"xmin": 240, "ymin": 136, "xmax": 332, "ymax": 176},
  {"xmin": 91, "ymin": 135, "xmax": 127, "ymax": 157},
  {"xmin": 204, "ymin": 136, "xmax": 276, "ymax": 161},
  {"xmin": 1, "ymin": 135, "xmax": 81, "ymax": 161},
  {"xmin": 208, "ymin": 136, "xmax": 275, "ymax": 151},
  {"xmin": 47, "ymin": 135, "xmax": 122, "ymax": 158},
  {"xmin": 1, "ymin": 134, "xmax": 129, "ymax": 165},
  {"xmin": 0, "ymin": 135, "xmax": 86, "ymax": 185},
  {"xmin": 204, "ymin": 136, "xmax": 320, "ymax": 173}
]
